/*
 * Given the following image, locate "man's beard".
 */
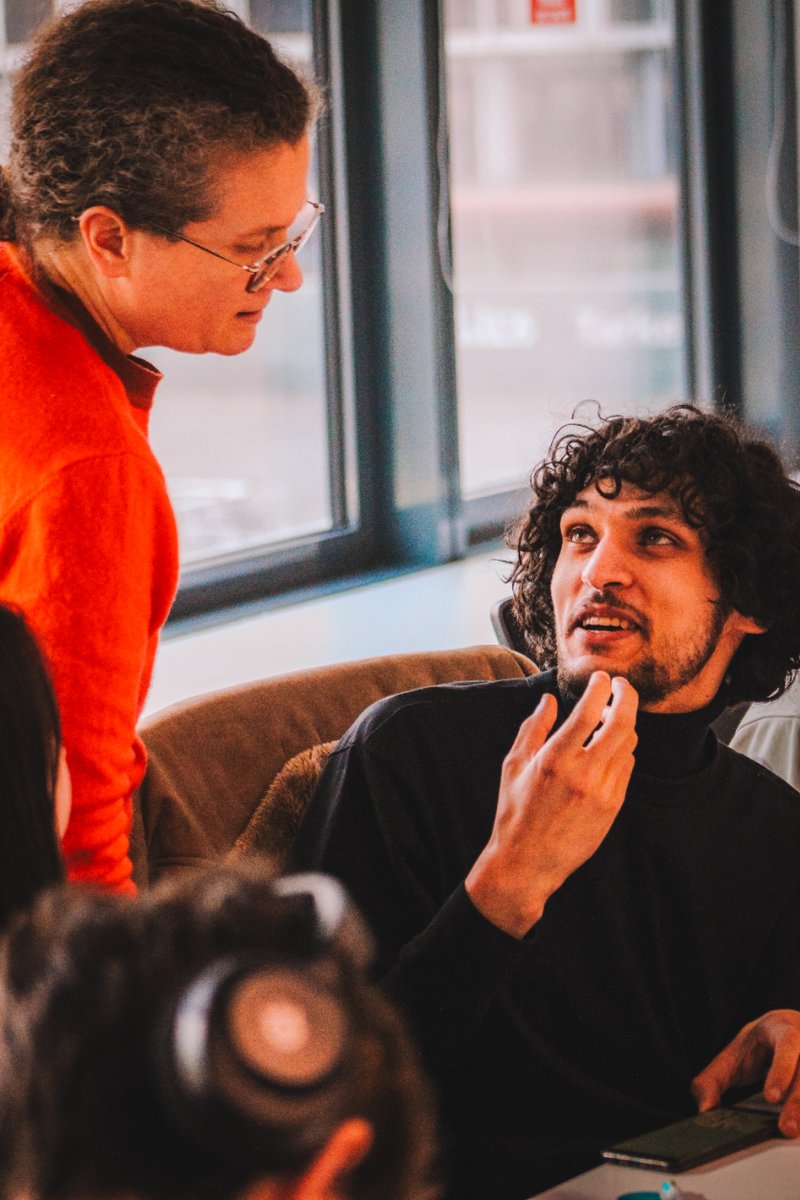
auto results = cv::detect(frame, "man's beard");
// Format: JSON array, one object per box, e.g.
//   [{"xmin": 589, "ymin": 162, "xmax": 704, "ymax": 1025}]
[{"xmin": 556, "ymin": 600, "xmax": 729, "ymax": 708}]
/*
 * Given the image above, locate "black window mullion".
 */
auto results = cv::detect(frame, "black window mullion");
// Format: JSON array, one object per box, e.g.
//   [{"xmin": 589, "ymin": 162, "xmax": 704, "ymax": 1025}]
[
  {"xmin": 677, "ymin": 0, "xmax": 743, "ymax": 415},
  {"xmin": 312, "ymin": 0, "xmax": 350, "ymax": 531}
]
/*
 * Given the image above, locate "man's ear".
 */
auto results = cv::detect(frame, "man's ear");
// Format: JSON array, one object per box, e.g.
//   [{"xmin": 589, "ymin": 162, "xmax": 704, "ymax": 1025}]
[
  {"xmin": 729, "ymin": 610, "xmax": 768, "ymax": 637},
  {"xmin": 240, "ymin": 1119, "xmax": 373, "ymax": 1200},
  {"xmin": 76, "ymin": 206, "xmax": 135, "ymax": 278}
]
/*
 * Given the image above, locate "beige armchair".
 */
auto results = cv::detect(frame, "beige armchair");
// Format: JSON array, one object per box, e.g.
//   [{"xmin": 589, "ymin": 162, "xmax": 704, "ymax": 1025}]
[{"xmin": 133, "ymin": 644, "xmax": 537, "ymax": 887}]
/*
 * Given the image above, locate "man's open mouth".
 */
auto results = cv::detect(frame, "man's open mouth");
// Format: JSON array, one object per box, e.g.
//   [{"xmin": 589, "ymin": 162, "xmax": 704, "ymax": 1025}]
[
  {"xmin": 572, "ymin": 608, "xmax": 643, "ymax": 634},
  {"xmin": 578, "ymin": 615, "xmax": 635, "ymax": 631}
]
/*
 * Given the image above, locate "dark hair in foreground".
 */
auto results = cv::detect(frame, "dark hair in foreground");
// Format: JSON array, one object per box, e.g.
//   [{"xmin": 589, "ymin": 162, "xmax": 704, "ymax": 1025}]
[
  {"xmin": 0, "ymin": 861, "xmax": 438, "ymax": 1200},
  {"xmin": 1, "ymin": 0, "xmax": 318, "ymax": 245},
  {"xmin": 510, "ymin": 404, "xmax": 800, "ymax": 703},
  {"xmin": 0, "ymin": 605, "xmax": 64, "ymax": 927}
]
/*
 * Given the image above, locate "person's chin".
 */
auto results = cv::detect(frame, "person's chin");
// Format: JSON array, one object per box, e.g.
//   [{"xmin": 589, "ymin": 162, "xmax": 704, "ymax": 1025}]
[
  {"xmin": 557, "ymin": 646, "xmax": 609, "ymax": 684},
  {"xmin": 556, "ymin": 663, "xmax": 594, "ymax": 702},
  {"xmin": 209, "ymin": 322, "xmax": 260, "ymax": 356},
  {"xmin": 559, "ymin": 633, "xmax": 638, "ymax": 679},
  {"xmin": 556, "ymin": 656, "xmax": 630, "ymax": 701}
]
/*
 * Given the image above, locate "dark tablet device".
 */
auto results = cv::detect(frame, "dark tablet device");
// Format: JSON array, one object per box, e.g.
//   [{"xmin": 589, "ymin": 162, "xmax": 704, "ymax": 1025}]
[{"xmin": 602, "ymin": 1107, "xmax": 778, "ymax": 1172}]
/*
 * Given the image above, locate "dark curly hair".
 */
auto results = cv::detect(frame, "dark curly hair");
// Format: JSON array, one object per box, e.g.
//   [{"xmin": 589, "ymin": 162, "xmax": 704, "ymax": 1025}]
[
  {"xmin": 0, "ymin": 861, "xmax": 439, "ymax": 1200},
  {"xmin": 509, "ymin": 404, "xmax": 800, "ymax": 703},
  {"xmin": 1, "ymin": 0, "xmax": 319, "ymax": 245}
]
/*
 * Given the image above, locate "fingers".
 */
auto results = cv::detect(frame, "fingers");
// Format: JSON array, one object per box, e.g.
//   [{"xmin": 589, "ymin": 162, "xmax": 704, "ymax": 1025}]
[
  {"xmin": 555, "ymin": 672, "xmax": 639, "ymax": 753},
  {"xmin": 691, "ymin": 1059, "xmax": 728, "ymax": 1113},
  {"xmin": 587, "ymin": 675, "xmax": 639, "ymax": 747},
  {"xmin": 764, "ymin": 1033, "xmax": 800, "ymax": 1103},
  {"xmin": 610, "ymin": 674, "xmax": 639, "ymax": 721},
  {"xmin": 509, "ymin": 692, "xmax": 559, "ymax": 760},
  {"xmin": 691, "ymin": 1024, "xmax": 754, "ymax": 1112},
  {"xmin": 776, "ymin": 1070, "xmax": 800, "ymax": 1138},
  {"xmin": 692, "ymin": 1012, "xmax": 800, "ymax": 1138},
  {"xmin": 507, "ymin": 674, "xmax": 637, "ymax": 812},
  {"xmin": 761, "ymin": 1015, "xmax": 800, "ymax": 1137},
  {"xmin": 555, "ymin": 671, "xmax": 615, "ymax": 746},
  {"xmin": 510, "ymin": 673, "xmax": 639, "ymax": 764}
]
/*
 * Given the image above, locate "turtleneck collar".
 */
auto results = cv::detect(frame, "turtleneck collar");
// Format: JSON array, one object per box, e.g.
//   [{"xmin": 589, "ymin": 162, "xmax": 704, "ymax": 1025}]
[
  {"xmin": 543, "ymin": 670, "xmax": 730, "ymax": 780},
  {"xmin": 632, "ymin": 693, "xmax": 727, "ymax": 777}
]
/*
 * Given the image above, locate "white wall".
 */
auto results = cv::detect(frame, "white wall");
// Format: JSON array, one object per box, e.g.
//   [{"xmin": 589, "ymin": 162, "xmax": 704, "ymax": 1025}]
[{"xmin": 144, "ymin": 549, "xmax": 514, "ymax": 716}]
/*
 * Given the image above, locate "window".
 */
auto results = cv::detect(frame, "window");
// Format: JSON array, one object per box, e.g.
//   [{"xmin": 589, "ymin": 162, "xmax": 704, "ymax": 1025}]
[{"xmin": 443, "ymin": 0, "xmax": 687, "ymax": 501}]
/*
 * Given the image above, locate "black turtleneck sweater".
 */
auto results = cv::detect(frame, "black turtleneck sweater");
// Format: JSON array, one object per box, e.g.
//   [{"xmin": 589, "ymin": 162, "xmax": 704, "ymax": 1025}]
[{"xmin": 293, "ymin": 671, "xmax": 800, "ymax": 1200}]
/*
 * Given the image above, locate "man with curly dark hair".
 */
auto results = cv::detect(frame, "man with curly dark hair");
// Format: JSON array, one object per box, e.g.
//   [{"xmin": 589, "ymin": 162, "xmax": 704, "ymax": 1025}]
[
  {"xmin": 295, "ymin": 405, "xmax": 800, "ymax": 1200},
  {"xmin": 510, "ymin": 404, "xmax": 800, "ymax": 705}
]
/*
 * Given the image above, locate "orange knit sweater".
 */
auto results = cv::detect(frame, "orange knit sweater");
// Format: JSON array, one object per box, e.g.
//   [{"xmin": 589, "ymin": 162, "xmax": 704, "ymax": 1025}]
[{"xmin": 0, "ymin": 244, "xmax": 179, "ymax": 892}]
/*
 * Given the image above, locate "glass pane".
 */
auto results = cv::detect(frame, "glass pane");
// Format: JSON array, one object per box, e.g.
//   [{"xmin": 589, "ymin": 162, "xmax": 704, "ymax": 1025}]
[{"xmin": 444, "ymin": 0, "xmax": 687, "ymax": 498}]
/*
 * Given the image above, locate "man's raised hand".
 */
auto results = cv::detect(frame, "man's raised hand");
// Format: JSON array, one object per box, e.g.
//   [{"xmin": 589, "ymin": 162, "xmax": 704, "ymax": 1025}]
[{"xmin": 466, "ymin": 671, "xmax": 638, "ymax": 938}]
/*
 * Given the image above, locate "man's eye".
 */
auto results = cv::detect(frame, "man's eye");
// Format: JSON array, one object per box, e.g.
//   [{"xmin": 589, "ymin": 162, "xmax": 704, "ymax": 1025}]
[
  {"xmin": 641, "ymin": 528, "xmax": 677, "ymax": 547},
  {"xmin": 564, "ymin": 525, "xmax": 595, "ymax": 544}
]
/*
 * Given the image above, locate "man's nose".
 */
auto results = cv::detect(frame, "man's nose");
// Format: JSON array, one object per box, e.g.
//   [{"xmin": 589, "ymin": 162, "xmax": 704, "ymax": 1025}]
[{"xmin": 580, "ymin": 537, "xmax": 634, "ymax": 591}]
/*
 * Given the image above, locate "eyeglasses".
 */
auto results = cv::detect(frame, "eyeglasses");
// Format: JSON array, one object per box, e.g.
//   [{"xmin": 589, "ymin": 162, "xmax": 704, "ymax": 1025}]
[{"xmin": 151, "ymin": 199, "xmax": 324, "ymax": 293}]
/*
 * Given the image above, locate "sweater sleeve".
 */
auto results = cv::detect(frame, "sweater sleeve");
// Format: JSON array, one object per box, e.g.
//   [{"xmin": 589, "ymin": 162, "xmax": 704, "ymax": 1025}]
[
  {"xmin": 0, "ymin": 452, "xmax": 177, "ymax": 893},
  {"xmin": 294, "ymin": 715, "xmax": 528, "ymax": 1072}
]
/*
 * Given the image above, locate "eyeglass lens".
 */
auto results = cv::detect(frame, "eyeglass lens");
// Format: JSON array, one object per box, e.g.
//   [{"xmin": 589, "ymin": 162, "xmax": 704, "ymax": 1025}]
[{"xmin": 246, "ymin": 201, "xmax": 323, "ymax": 293}]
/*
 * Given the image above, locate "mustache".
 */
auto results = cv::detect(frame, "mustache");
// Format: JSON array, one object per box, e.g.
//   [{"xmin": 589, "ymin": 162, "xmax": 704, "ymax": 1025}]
[{"xmin": 568, "ymin": 590, "xmax": 650, "ymax": 635}]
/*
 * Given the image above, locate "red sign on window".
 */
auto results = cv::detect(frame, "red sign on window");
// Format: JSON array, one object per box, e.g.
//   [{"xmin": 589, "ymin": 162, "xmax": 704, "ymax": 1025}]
[{"xmin": 530, "ymin": 0, "xmax": 577, "ymax": 23}]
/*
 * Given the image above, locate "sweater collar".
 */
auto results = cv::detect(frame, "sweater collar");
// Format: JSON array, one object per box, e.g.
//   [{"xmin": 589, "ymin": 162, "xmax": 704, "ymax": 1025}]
[
  {"xmin": 4, "ymin": 242, "xmax": 161, "ymax": 411},
  {"xmin": 631, "ymin": 694, "xmax": 727, "ymax": 778}
]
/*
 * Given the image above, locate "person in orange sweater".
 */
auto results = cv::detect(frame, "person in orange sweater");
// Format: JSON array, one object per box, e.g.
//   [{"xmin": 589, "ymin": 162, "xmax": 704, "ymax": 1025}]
[{"xmin": 0, "ymin": 0, "xmax": 322, "ymax": 892}]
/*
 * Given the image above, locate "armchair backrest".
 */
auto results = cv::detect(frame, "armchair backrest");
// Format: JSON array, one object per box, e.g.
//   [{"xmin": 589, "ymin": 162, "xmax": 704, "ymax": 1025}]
[{"xmin": 133, "ymin": 644, "xmax": 537, "ymax": 886}]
